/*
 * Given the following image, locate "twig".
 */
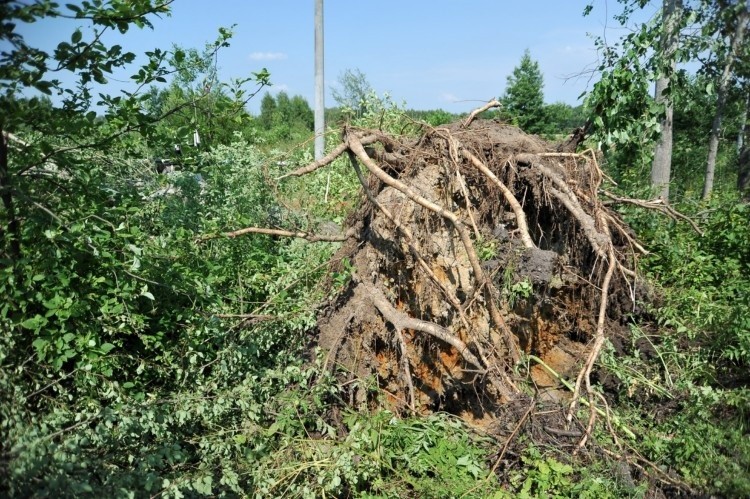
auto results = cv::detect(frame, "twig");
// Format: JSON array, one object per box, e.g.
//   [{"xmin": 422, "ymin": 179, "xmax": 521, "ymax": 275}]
[
  {"xmin": 25, "ymin": 369, "xmax": 79, "ymax": 400},
  {"xmin": 213, "ymin": 313, "xmax": 276, "ymax": 320},
  {"xmin": 487, "ymin": 399, "xmax": 535, "ymax": 478},
  {"xmin": 601, "ymin": 190, "xmax": 703, "ymax": 235}
]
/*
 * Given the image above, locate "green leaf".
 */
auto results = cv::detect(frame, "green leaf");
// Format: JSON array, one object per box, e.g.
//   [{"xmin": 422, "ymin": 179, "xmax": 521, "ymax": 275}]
[
  {"xmin": 32, "ymin": 338, "xmax": 48, "ymax": 351},
  {"xmin": 100, "ymin": 342, "xmax": 116, "ymax": 354},
  {"xmin": 193, "ymin": 475, "xmax": 212, "ymax": 495},
  {"xmin": 71, "ymin": 29, "xmax": 82, "ymax": 44},
  {"xmin": 21, "ymin": 315, "xmax": 47, "ymax": 330}
]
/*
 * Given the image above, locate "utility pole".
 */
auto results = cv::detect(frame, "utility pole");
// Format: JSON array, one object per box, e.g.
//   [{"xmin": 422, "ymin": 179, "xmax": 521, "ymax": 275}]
[{"xmin": 314, "ymin": 0, "xmax": 325, "ymax": 160}]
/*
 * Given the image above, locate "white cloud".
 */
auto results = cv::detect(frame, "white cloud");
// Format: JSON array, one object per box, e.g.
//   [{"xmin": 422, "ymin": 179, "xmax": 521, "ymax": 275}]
[
  {"xmin": 248, "ymin": 52, "xmax": 287, "ymax": 61},
  {"xmin": 439, "ymin": 92, "xmax": 460, "ymax": 103}
]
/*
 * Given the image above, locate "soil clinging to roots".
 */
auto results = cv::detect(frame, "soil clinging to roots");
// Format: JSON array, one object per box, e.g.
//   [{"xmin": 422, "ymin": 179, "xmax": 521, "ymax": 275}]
[{"xmin": 284, "ymin": 111, "xmax": 644, "ymax": 435}]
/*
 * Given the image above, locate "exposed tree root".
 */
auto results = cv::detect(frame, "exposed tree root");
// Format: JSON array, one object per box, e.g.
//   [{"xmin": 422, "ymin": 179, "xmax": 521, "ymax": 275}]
[{"xmin": 216, "ymin": 108, "xmax": 682, "ymax": 453}]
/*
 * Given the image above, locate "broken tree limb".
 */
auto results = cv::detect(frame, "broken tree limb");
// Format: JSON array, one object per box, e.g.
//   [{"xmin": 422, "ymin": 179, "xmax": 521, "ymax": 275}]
[
  {"xmin": 601, "ymin": 190, "xmax": 703, "ymax": 236},
  {"xmin": 276, "ymin": 134, "xmax": 379, "ymax": 180},
  {"xmin": 197, "ymin": 226, "xmax": 352, "ymax": 243}
]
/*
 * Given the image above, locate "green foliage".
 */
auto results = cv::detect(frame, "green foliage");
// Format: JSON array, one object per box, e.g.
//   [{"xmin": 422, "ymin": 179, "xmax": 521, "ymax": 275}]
[
  {"xmin": 629, "ymin": 196, "xmax": 750, "ymax": 366},
  {"xmin": 256, "ymin": 91, "xmax": 315, "ymax": 144},
  {"xmin": 508, "ymin": 279, "xmax": 533, "ymax": 308},
  {"xmin": 543, "ymin": 102, "xmax": 586, "ymax": 136},
  {"xmin": 596, "ymin": 193, "xmax": 750, "ymax": 497},
  {"xmin": 142, "ymin": 34, "xmax": 270, "ymax": 155},
  {"xmin": 506, "ymin": 446, "xmax": 575, "ymax": 498},
  {"xmin": 586, "ymin": 55, "xmax": 662, "ymax": 187},
  {"xmin": 669, "ymin": 73, "xmax": 743, "ymax": 198},
  {"xmin": 405, "ymin": 108, "xmax": 460, "ymax": 126},
  {"xmin": 249, "ymin": 410, "xmax": 498, "ymax": 498},
  {"xmin": 495, "ymin": 445, "xmax": 631, "ymax": 499}
]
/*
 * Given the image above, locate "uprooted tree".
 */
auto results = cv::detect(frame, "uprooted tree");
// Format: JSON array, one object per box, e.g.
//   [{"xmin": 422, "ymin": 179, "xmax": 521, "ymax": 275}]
[{"xmin": 221, "ymin": 101, "xmax": 671, "ymax": 446}]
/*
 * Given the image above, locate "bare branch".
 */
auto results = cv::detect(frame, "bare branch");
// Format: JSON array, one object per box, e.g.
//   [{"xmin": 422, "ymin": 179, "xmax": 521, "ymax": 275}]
[
  {"xmin": 601, "ymin": 190, "xmax": 703, "ymax": 235},
  {"xmin": 197, "ymin": 226, "xmax": 351, "ymax": 243},
  {"xmin": 276, "ymin": 134, "xmax": 378, "ymax": 180}
]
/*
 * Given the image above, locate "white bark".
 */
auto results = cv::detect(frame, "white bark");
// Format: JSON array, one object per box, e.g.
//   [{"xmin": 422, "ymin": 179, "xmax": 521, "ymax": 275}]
[
  {"xmin": 737, "ymin": 91, "xmax": 749, "ymax": 155},
  {"xmin": 703, "ymin": 3, "xmax": 750, "ymax": 200},
  {"xmin": 651, "ymin": 0, "xmax": 682, "ymax": 202}
]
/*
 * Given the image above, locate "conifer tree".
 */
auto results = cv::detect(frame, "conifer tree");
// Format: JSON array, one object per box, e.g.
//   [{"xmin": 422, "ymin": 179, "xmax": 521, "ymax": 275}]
[{"xmin": 502, "ymin": 50, "xmax": 547, "ymax": 135}]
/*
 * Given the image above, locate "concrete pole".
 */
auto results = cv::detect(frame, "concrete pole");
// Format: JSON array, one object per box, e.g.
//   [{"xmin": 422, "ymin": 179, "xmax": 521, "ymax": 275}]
[{"xmin": 314, "ymin": 0, "xmax": 325, "ymax": 160}]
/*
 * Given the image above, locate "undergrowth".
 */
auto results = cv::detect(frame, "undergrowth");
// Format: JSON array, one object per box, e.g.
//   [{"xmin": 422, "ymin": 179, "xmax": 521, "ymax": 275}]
[{"xmin": 595, "ymin": 192, "xmax": 750, "ymax": 496}]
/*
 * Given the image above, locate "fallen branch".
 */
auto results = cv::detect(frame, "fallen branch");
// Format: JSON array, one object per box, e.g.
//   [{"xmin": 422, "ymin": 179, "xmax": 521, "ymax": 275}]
[
  {"xmin": 276, "ymin": 134, "xmax": 379, "ymax": 180},
  {"xmin": 197, "ymin": 226, "xmax": 351, "ymax": 243},
  {"xmin": 601, "ymin": 190, "xmax": 703, "ymax": 236}
]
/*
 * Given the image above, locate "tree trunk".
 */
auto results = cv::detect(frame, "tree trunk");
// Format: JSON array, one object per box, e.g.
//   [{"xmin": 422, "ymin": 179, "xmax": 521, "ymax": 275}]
[
  {"xmin": 739, "ymin": 88, "xmax": 750, "ymax": 198},
  {"xmin": 651, "ymin": 0, "xmax": 682, "ymax": 202},
  {"xmin": 737, "ymin": 91, "xmax": 748, "ymax": 155},
  {"xmin": 703, "ymin": 5, "xmax": 750, "ymax": 200}
]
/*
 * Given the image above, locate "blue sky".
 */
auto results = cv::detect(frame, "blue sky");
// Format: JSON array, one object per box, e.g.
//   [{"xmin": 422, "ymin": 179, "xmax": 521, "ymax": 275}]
[{"xmin": 15, "ymin": 1, "xmax": 660, "ymax": 114}]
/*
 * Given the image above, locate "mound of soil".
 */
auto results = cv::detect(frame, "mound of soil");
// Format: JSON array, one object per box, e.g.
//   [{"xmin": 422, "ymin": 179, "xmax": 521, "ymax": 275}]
[{"xmin": 285, "ymin": 114, "xmax": 643, "ymax": 424}]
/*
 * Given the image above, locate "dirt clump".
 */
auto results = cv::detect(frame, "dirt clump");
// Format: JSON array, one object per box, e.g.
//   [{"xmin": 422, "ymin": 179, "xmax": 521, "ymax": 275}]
[{"xmin": 284, "ymin": 111, "xmax": 644, "ymax": 430}]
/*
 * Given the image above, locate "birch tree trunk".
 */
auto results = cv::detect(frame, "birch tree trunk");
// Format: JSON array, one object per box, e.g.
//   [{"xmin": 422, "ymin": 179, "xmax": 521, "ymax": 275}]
[
  {"xmin": 737, "ymin": 91, "xmax": 748, "ymax": 155},
  {"xmin": 651, "ymin": 0, "xmax": 683, "ymax": 202},
  {"xmin": 703, "ymin": 5, "xmax": 750, "ymax": 200}
]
